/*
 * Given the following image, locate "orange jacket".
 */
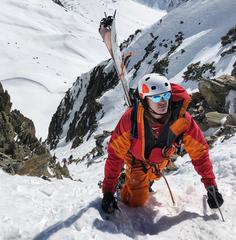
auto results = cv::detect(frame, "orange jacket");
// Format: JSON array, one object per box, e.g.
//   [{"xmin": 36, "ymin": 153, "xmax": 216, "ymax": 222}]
[{"xmin": 102, "ymin": 84, "xmax": 216, "ymax": 193}]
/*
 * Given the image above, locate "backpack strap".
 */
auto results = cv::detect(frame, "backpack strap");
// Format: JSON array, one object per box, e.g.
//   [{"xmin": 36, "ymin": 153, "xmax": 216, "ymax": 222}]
[
  {"xmin": 130, "ymin": 95, "xmax": 188, "ymax": 160},
  {"xmin": 130, "ymin": 89, "xmax": 140, "ymax": 139},
  {"xmin": 131, "ymin": 98, "xmax": 138, "ymax": 139}
]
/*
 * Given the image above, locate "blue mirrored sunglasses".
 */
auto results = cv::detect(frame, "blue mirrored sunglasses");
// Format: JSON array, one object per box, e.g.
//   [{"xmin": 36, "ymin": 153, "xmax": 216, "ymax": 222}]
[{"xmin": 149, "ymin": 92, "xmax": 171, "ymax": 103}]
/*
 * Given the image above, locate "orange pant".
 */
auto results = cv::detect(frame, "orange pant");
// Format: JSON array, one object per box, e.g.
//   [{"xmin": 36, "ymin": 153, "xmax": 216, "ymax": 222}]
[{"xmin": 120, "ymin": 160, "xmax": 168, "ymax": 207}]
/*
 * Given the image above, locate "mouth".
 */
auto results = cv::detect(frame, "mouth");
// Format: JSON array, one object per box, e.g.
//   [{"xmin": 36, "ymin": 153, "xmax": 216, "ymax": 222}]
[
  {"xmin": 157, "ymin": 105, "xmax": 168, "ymax": 110},
  {"xmin": 151, "ymin": 106, "xmax": 168, "ymax": 115}
]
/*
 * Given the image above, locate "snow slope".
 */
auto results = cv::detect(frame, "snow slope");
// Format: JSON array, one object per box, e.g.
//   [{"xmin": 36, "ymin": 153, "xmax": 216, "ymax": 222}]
[
  {"xmin": 126, "ymin": 0, "xmax": 236, "ymax": 89},
  {"xmin": 0, "ymin": 0, "xmax": 165, "ymax": 139},
  {"xmin": 0, "ymin": 1, "xmax": 236, "ymax": 239},
  {"xmin": 0, "ymin": 133, "xmax": 236, "ymax": 239}
]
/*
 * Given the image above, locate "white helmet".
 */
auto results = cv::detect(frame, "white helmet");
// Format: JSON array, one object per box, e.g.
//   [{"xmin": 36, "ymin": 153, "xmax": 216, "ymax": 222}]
[{"xmin": 138, "ymin": 73, "xmax": 171, "ymax": 99}]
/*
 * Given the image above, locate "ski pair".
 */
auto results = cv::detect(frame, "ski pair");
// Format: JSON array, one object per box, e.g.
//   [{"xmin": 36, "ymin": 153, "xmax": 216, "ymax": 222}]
[{"xmin": 99, "ymin": 11, "xmax": 132, "ymax": 107}]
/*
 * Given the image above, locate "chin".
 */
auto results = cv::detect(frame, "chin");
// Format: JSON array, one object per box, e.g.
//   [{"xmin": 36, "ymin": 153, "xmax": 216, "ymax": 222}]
[
  {"xmin": 151, "ymin": 110, "xmax": 168, "ymax": 119},
  {"xmin": 159, "ymin": 111, "xmax": 167, "ymax": 114}
]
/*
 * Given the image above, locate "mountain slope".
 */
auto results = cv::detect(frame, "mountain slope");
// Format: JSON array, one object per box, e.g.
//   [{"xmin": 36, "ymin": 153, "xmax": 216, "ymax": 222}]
[
  {"xmin": 48, "ymin": 0, "xmax": 236, "ymax": 159},
  {"xmin": 0, "ymin": 1, "xmax": 236, "ymax": 239},
  {"xmin": 0, "ymin": 0, "xmax": 164, "ymax": 139}
]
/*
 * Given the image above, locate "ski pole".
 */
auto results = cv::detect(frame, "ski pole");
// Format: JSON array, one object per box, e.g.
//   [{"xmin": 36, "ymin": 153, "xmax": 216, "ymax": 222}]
[{"xmin": 207, "ymin": 188, "xmax": 225, "ymax": 222}]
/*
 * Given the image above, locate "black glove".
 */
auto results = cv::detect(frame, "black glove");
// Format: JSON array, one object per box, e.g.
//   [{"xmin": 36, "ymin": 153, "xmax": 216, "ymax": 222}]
[
  {"xmin": 207, "ymin": 186, "xmax": 224, "ymax": 209},
  {"xmin": 100, "ymin": 16, "xmax": 113, "ymax": 28},
  {"xmin": 101, "ymin": 192, "xmax": 118, "ymax": 214}
]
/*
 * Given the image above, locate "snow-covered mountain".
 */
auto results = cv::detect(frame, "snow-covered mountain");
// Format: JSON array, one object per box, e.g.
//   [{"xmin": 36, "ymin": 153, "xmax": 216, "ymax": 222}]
[
  {"xmin": 0, "ymin": 0, "xmax": 165, "ymax": 139},
  {"xmin": 1, "ymin": 0, "xmax": 236, "ymax": 240},
  {"xmin": 135, "ymin": 0, "xmax": 189, "ymax": 11},
  {"xmin": 48, "ymin": 0, "xmax": 236, "ymax": 160}
]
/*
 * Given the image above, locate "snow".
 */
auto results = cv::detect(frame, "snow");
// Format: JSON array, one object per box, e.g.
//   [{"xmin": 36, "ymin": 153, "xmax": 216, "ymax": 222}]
[
  {"xmin": 1, "ymin": 77, "xmax": 64, "ymax": 135},
  {"xmin": 167, "ymin": 0, "xmax": 236, "ymax": 82},
  {"xmin": 135, "ymin": 0, "xmax": 188, "ymax": 11},
  {"xmin": 0, "ymin": 0, "xmax": 165, "ymax": 140},
  {"xmin": 1, "ymin": 134, "xmax": 236, "ymax": 239},
  {"xmin": 127, "ymin": 0, "xmax": 236, "ymax": 89}
]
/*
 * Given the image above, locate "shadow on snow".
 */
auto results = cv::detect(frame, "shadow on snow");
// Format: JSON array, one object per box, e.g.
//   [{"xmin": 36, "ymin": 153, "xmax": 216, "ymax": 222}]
[
  {"xmin": 33, "ymin": 198, "xmax": 101, "ymax": 240},
  {"xmin": 33, "ymin": 196, "xmax": 218, "ymax": 240}
]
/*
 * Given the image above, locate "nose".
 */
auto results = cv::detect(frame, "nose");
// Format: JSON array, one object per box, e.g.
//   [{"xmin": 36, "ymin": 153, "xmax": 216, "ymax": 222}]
[{"xmin": 158, "ymin": 97, "xmax": 168, "ymax": 104}]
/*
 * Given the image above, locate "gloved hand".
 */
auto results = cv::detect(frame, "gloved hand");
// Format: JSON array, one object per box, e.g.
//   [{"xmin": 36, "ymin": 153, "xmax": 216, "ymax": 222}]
[
  {"xmin": 162, "ymin": 145, "xmax": 176, "ymax": 159},
  {"xmin": 101, "ymin": 192, "xmax": 118, "ymax": 213},
  {"xmin": 207, "ymin": 186, "xmax": 224, "ymax": 209},
  {"xmin": 100, "ymin": 16, "xmax": 113, "ymax": 28},
  {"xmin": 149, "ymin": 145, "xmax": 176, "ymax": 164}
]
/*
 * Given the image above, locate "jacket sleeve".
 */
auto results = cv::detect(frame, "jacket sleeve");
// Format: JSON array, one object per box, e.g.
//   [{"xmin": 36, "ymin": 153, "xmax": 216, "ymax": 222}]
[
  {"xmin": 102, "ymin": 108, "xmax": 132, "ymax": 194},
  {"xmin": 183, "ymin": 112, "xmax": 216, "ymax": 188}
]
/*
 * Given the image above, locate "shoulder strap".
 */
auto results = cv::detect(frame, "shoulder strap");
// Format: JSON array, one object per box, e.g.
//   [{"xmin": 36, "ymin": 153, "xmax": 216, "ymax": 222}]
[{"xmin": 131, "ymin": 98, "xmax": 138, "ymax": 139}]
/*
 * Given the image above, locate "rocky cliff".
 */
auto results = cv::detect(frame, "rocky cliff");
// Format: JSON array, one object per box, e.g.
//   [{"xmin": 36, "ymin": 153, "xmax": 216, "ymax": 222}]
[{"xmin": 0, "ymin": 83, "xmax": 70, "ymax": 179}]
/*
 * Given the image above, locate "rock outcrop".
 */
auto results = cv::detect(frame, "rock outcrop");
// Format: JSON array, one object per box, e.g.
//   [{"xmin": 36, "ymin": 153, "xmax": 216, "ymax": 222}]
[
  {"xmin": 198, "ymin": 75, "xmax": 236, "ymax": 113},
  {"xmin": 189, "ymin": 75, "xmax": 236, "ymax": 146},
  {"xmin": 0, "ymin": 82, "xmax": 69, "ymax": 179},
  {"xmin": 47, "ymin": 60, "xmax": 119, "ymax": 150},
  {"xmin": 52, "ymin": 0, "xmax": 64, "ymax": 7}
]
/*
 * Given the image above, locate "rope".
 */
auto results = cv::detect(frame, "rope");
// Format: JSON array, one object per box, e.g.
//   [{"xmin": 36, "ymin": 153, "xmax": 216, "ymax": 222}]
[{"xmin": 162, "ymin": 172, "xmax": 175, "ymax": 206}]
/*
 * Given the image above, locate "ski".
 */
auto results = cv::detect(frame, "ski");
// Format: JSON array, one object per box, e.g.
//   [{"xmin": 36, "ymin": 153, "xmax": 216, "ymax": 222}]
[{"xmin": 99, "ymin": 11, "xmax": 132, "ymax": 106}]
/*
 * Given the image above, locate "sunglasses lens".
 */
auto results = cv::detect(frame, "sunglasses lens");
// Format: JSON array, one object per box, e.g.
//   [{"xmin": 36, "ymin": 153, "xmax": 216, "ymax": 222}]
[
  {"xmin": 163, "ymin": 92, "xmax": 171, "ymax": 101},
  {"xmin": 151, "ymin": 95, "xmax": 162, "ymax": 103},
  {"xmin": 151, "ymin": 92, "xmax": 171, "ymax": 103}
]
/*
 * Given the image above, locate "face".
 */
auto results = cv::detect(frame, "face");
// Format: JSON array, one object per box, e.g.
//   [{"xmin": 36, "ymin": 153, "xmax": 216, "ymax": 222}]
[{"xmin": 146, "ymin": 92, "xmax": 170, "ymax": 118}]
